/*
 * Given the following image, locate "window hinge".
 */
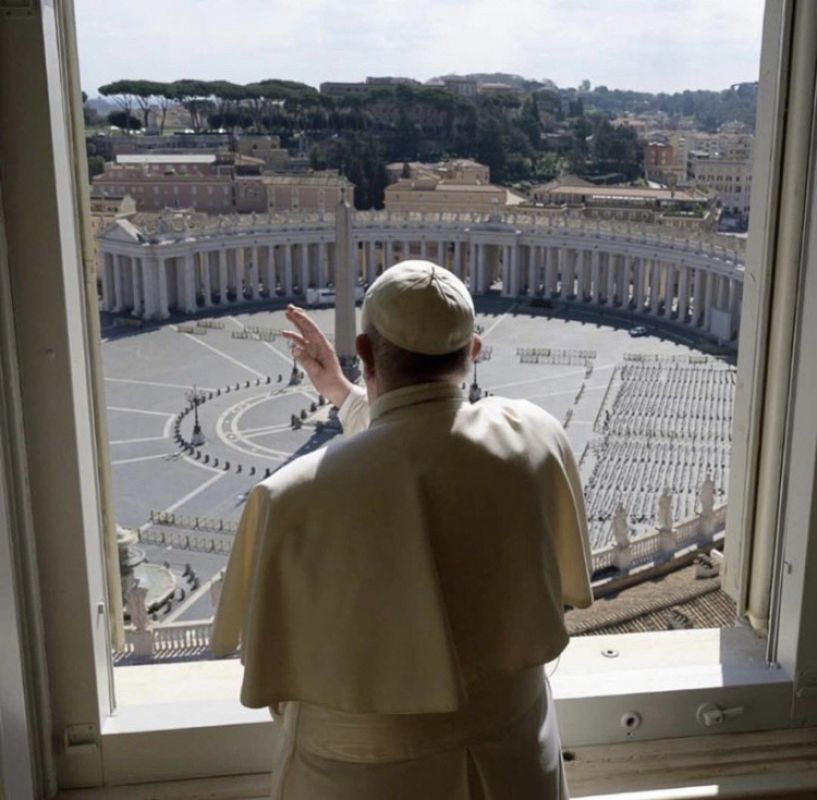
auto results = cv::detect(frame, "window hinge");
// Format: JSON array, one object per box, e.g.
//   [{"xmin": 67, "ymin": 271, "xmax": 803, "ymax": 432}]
[
  {"xmin": 1, "ymin": 0, "xmax": 36, "ymax": 18},
  {"xmin": 64, "ymin": 724, "xmax": 99, "ymax": 757}
]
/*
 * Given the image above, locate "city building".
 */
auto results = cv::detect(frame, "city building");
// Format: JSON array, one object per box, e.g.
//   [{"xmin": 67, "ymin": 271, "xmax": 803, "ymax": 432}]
[
  {"xmin": 477, "ymin": 81, "xmax": 522, "ymax": 96},
  {"xmin": 234, "ymin": 135, "xmax": 290, "ymax": 170},
  {"xmin": 441, "ymin": 77, "xmax": 478, "ymax": 98},
  {"xmin": 383, "ymin": 158, "xmax": 520, "ymax": 214},
  {"xmin": 644, "ymin": 141, "xmax": 687, "ymax": 185},
  {"xmin": 318, "ymin": 81, "xmax": 369, "ymax": 98},
  {"xmin": 529, "ymin": 176, "xmax": 717, "ymax": 229},
  {"xmin": 384, "ymin": 177, "xmax": 524, "ymax": 214},
  {"xmin": 91, "ymin": 152, "xmax": 267, "ymax": 213},
  {"xmin": 365, "ymin": 76, "xmax": 420, "ymax": 87},
  {"xmin": 88, "ymin": 131, "xmax": 233, "ymax": 161},
  {"xmin": 689, "ymin": 153, "xmax": 753, "ymax": 221},
  {"xmin": 91, "ymin": 152, "xmax": 348, "ymax": 216},
  {"xmin": 262, "ymin": 172, "xmax": 350, "ymax": 213},
  {"xmin": 385, "ymin": 158, "xmax": 491, "ymax": 185}
]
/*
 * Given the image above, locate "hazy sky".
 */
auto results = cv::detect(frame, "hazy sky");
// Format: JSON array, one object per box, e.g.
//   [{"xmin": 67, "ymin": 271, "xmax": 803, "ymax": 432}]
[{"xmin": 76, "ymin": 0, "xmax": 766, "ymax": 97}]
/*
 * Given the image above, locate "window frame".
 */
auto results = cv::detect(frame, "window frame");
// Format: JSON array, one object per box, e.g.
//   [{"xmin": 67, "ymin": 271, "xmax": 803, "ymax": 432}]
[{"xmin": 3, "ymin": 0, "xmax": 817, "ymax": 793}]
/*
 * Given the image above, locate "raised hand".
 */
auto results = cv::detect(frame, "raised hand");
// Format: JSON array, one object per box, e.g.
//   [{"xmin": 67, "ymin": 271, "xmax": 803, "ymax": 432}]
[{"xmin": 282, "ymin": 305, "xmax": 354, "ymax": 408}]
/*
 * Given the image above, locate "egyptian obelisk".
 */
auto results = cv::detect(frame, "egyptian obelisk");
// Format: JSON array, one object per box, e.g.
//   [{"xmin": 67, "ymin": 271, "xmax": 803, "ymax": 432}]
[{"xmin": 334, "ymin": 185, "xmax": 359, "ymax": 379}]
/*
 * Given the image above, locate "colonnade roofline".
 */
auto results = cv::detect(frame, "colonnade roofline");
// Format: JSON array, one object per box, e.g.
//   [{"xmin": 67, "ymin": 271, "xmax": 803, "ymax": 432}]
[
  {"xmin": 100, "ymin": 208, "xmax": 746, "ymax": 266},
  {"xmin": 98, "ymin": 208, "xmax": 745, "ymax": 345}
]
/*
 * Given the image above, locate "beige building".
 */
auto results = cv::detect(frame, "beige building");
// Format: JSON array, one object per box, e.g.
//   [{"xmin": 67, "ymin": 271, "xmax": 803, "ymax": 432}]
[
  {"xmin": 91, "ymin": 153, "xmax": 267, "ymax": 214},
  {"xmin": 263, "ymin": 173, "xmax": 351, "ymax": 213},
  {"xmin": 385, "ymin": 178, "xmax": 525, "ymax": 214},
  {"xmin": 442, "ymin": 77, "xmax": 478, "ymax": 98},
  {"xmin": 384, "ymin": 159, "xmax": 523, "ymax": 214},
  {"xmin": 386, "ymin": 158, "xmax": 491, "ymax": 186},
  {"xmin": 89, "ymin": 193, "xmax": 136, "ymax": 278},
  {"xmin": 235, "ymin": 136, "xmax": 290, "ymax": 170},
  {"xmin": 644, "ymin": 142, "xmax": 687, "ymax": 185},
  {"xmin": 319, "ymin": 81, "xmax": 369, "ymax": 98},
  {"xmin": 530, "ymin": 176, "xmax": 716, "ymax": 229},
  {"xmin": 689, "ymin": 154, "xmax": 753, "ymax": 219},
  {"xmin": 92, "ymin": 153, "xmax": 348, "ymax": 216}
]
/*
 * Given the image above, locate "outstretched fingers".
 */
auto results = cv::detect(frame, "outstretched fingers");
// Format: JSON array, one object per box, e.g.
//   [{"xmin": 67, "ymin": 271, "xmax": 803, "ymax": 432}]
[{"xmin": 286, "ymin": 305, "xmax": 330, "ymax": 346}]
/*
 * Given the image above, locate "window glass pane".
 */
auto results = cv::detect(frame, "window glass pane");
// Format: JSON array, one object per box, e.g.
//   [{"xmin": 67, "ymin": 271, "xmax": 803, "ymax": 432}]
[{"xmin": 73, "ymin": 0, "xmax": 764, "ymax": 678}]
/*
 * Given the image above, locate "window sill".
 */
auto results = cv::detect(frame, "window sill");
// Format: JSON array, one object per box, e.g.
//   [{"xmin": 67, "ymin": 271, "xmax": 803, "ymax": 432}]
[{"xmin": 108, "ymin": 626, "xmax": 789, "ymax": 739}]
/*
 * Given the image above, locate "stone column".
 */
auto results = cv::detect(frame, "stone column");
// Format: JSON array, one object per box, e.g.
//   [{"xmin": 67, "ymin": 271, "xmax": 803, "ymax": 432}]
[
  {"xmin": 636, "ymin": 258, "xmax": 646, "ymax": 311},
  {"xmin": 283, "ymin": 244, "xmax": 293, "ymax": 297},
  {"xmin": 385, "ymin": 240, "xmax": 394, "ymax": 270},
  {"xmin": 157, "ymin": 257, "xmax": 170, "ymax": 319},
  {"xmin": 234, "ymin": 247, "xmax": 245, "ymax": 301},
  {"xmin": 265, "ymin": 245, "xmax": 277, "ymax": 294},
  {"xmin": 468, "ymin": 242, "xmax": 477, "ymax": 290},
  {"xmin": 556, "ymin": 248, "xmax": 565, "ymax": 296},
  {"xmin": 591, "ymin": 249, "xmax": 601, "ymax": 304},
  {"xmin": 692, "ymin": 268, "xmax": 704, "ymax": 327},
  {"xmin": 677, "ymin": 266, "xmax": 689, "ymax": 322},
  {"xmin": 366, "ymin": 241, "xmax": 377, "ymax": 284},
  {"xmin": 603, "ymin": 253, "xmax": 614, "ymax": 305},
  {"xmin": 650, "ymin": 261, "xmax": 660, "ymax": 315},
  {"xmin": 140, "ymin": 256, "xmax": 157, "ymax": 319},
  {"xmin": 527, "ymin": 245, "xmax": 537, "ymax": 295},
  {"xmin": 317, "ymin": 242, "xmax": 328, "ymax": 289},
  {"xmin": 420, "ymin": 239, "xmax": 428, "ymax": 259},
  {"xmin": 249, "ymin": 247, "xmax": 260, "ymax": 300},
  {"xmin": 402, "ymin": 240, "xmax": 411, "ymax": 261},
  {"xmin": 300, "ymin": 243, "xmax": 310, "ymax": 294},
  {"xmin": 704, "ymin": 271, "xmax": 715, "ymax": 330},
  {"xmin": 129, "ymin": 256, "xmax": 141, "ymax": 315},
  {"xmin": 566, "ymin": 249, "xmax": 577, "ymax": 298},
  {"xmin": 182, "ymin": 252, "xmax": 196, "ymax": 313},
  {"xmin": 717, "ymin": 273, "xmax": 729, "ymax": 309},
  {"xmin": 544, "ymin": 247, "xmax": 555, "ymax": 296},
  {"xmin": 663, "ymin": 264, "xmax": 676, "ymax": 317},
  {"xmin": 112, "ymin": 253, "xmax": 124, "ymax": 311},
  {"xmin": 477, "ymin": 244, "xmax": 487, "ymax": 294},
  {"xmin": 500, "ymin": 244, "xmax": 511, "ymax": 297},
  {"xmin": 218, "ymin": 249, "xmax": 229, "ymax": 304},
  {"xmin": 101, "ymin": 253, "xmax": 114, "ymax": 311},
  {"xmin": 729, "ymin": 279, "xmax": 742, "ymax": 335},
  {"xmin": 202, "ymin": 252, "xmax": 213, "ymax": 308},
  {"xmin": 453, "ymin": 240, "xmax": 462, "ymax": 279}
]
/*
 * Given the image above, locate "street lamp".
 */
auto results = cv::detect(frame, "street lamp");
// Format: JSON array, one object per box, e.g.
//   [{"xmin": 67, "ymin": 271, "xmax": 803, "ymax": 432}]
[
  {"xmin": 186, "ymin": 385, "xmax": 206, "ymax": 446},
  {"xmin": 469, "ymin": 344, "xmax": 493, "ymax": 403}
]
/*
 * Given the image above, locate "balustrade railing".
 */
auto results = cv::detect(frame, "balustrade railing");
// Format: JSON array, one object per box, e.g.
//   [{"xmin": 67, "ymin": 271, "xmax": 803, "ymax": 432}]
[{"xmin": 129, "ymin": 208, "xmax": 745, "ymax": 267}]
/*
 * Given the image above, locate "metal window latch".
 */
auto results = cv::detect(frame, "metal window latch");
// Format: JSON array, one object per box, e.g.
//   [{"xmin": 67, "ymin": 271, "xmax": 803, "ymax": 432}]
[
  {"xmin": 696, "ymin": 702, "xmax": 745, "ymax": 727},
  {"xmin": 64, "ymin": 724, "xmax": 99, "ymax": 757}
]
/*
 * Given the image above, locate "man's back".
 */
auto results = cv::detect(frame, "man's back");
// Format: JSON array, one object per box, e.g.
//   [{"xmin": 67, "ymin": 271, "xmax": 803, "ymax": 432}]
[{"xmin": 213, "ymin": 382, "xmax": 592, "ymax": 714}]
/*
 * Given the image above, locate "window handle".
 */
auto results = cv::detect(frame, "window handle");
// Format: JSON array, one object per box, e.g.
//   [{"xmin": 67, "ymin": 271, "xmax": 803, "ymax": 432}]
[{"xmin": 696, "ymin": 702, "xmax": 745, "ymax": 727}]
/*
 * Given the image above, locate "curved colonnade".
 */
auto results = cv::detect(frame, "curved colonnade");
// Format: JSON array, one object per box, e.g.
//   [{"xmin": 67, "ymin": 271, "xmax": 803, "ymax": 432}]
[{"xmin": 99, "ymin": 210, "xmax": 746, "ymax": 342}]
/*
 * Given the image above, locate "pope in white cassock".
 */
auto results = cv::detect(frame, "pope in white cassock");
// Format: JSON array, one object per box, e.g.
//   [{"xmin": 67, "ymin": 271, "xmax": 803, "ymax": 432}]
[{"xmin": 212, "ymin": 260, "xmax": 594, "ymax": 799}]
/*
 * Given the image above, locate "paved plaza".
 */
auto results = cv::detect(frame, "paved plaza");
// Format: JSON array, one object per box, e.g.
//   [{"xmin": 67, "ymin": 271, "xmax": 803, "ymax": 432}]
[{"xmin": 102, "ymin": 295, "xmax": 732, "ymax": 626}]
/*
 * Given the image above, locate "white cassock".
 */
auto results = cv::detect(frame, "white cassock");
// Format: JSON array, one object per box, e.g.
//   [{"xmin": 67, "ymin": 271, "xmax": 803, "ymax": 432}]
[{"xmin": 212, "ymin": 381, "xmax": 593, "ymax": 799}]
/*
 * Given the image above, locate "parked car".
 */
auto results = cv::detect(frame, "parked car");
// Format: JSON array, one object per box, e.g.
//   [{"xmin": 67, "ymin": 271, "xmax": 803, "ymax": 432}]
[{"xmin": 629, "ymin": 325, "xmax": 649, "ymax": 337}]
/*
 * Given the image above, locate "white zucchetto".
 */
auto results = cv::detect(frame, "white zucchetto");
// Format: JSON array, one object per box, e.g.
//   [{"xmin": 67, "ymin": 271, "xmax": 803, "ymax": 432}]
[{"xmin": 360, "ymin": 260, "xmax": 475, "ymax": 355}]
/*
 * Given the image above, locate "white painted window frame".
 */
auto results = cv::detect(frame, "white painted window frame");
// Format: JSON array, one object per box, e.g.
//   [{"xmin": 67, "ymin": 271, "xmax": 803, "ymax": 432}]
[{"xmin": 3, "ymin": 0, "xmax": 817, "ymax": 794}]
